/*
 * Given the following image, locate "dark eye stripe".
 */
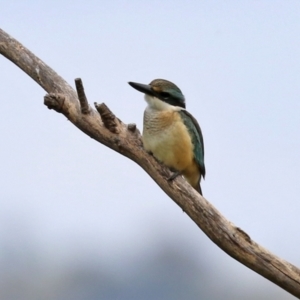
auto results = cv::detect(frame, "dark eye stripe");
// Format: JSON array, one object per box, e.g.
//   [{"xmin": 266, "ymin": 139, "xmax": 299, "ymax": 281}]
[{"xmin": 160, "ymin": 92, "xmax": 170, "ymax": 98}]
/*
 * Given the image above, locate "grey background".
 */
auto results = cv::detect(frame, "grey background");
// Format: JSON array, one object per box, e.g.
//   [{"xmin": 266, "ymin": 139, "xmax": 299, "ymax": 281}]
[{"xmin": 1, "ymin": 1, "xmax": 299, "ymax": 299}]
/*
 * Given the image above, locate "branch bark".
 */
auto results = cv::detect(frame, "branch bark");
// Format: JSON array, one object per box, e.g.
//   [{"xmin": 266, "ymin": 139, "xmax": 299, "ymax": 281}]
[{"xmin": 1, "ymin": 28, "xmax": 300, "ymax": 298}]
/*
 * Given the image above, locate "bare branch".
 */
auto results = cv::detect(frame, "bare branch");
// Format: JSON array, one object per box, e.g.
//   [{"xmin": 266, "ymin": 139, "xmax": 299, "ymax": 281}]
[
  {"xmin": 44, "ymin": 93, "xmax": 66, "ymax": 112},
  {"xmin": 1, "ymin": 28, "xmax": 300, "ymax": 298},
  {"xmin": 95, "ymin": 102, "xmax": 119, "ymax": 134},
  {"xmin": 127, "ymin": 123, "xmax": 137, "ymax": 132},
  {"xmin": 75, "ymin": 78, "xmax": 90, "ymax": 114}
]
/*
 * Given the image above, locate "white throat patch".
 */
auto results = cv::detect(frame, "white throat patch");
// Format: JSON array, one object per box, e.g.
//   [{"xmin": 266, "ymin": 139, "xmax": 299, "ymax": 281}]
[{"xmin": 144, "ymin": 94, "xmax": 176, "ymax": 111}]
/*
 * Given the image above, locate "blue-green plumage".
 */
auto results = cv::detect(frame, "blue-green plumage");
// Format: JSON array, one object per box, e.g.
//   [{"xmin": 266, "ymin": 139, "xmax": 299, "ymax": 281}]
[
  {"xmin": 128, "ymin": 79, "xmax": 205, "ymax": 195},
  {"xmin": 179, "ymin": 110, "xmax": 206, "ymax": 178}
]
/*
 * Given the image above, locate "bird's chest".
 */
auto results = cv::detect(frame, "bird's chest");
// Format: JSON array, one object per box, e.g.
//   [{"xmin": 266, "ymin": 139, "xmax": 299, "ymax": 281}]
[
  {"xmin": 142, "ymin": 108, "xmax": 194, "ymax": 170},
  {"xmin": 143, "ymin": 109, "xmax": 175, "ymax": 148}
]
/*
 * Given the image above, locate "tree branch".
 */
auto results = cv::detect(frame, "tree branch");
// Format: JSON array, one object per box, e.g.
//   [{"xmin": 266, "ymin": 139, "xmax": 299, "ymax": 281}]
[
  {"xmin": 1, "ymin": 28, "xmax": 300, "ymax": 298},
  {"xmin": 75, "ymin": 78, "xmax": 90, "ymax": 114}
]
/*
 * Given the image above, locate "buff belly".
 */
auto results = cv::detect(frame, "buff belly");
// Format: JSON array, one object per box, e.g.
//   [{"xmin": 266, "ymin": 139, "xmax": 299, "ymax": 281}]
[{"xmin": 143, "ymin": 109, "xmax": 200, "ymax": 188}]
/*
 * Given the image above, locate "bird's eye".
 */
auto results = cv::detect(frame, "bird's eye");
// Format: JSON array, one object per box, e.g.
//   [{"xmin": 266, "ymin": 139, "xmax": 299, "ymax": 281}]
[{"xmin": 160, "ymin": 92, "xmax": 170, "ymax": 98}]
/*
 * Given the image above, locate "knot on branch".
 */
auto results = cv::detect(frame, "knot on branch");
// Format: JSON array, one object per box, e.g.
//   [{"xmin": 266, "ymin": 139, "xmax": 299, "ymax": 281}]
[
  {"xmin": 235, "ymin": 227, "xmax": 251, "ymax": 244},
  {"xmin": 127, "ymin": 123, "xmax": 137, "ymax": 132},
  {"xmin": 95, "ymin": 102, "xmax": 119, "ymax": 133},
  {"xmin": 127, "ymin": 123, "xmax": 142, "ymax": 138},
  {"xmin": 75, "ymin": 78, "xmax": 90, "ymax": 114},
  {"xmin": 44, "ymin": 93, "xmax": 65, "ymax": 112}
]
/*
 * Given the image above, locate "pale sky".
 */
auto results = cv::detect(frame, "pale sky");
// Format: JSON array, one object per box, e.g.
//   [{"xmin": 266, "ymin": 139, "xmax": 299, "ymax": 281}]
[{"xmin": 1, "ymin": 1, "xmax": 300, "ymax": 299}]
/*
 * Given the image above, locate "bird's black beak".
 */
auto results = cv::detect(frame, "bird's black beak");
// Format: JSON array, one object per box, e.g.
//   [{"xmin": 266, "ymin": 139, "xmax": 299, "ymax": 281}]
[{"xmin": 128, "ymin": 82, "xmax": 154, "ymax": 96}]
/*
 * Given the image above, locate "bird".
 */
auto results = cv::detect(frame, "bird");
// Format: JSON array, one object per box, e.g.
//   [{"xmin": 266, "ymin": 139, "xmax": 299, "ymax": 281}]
[{"xmin": 128, "ymin": 79, "xmax": 205, "ymax": 195}]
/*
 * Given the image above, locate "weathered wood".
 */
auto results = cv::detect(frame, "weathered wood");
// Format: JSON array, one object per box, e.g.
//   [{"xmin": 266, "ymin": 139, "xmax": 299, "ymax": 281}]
[
  {"xmin": 1, "ymin": 28, "xmax": 300, "ymax": 298},
  {"xmin": 75, "ymin": 78, "xmax": 90, "ymax": 114}
]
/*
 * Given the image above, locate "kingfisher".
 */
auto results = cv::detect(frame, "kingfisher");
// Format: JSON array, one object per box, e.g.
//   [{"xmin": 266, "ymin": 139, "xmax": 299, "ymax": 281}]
[{"xmin": 128, "ymin": 79, "xmax": 205, "ymax": 195}]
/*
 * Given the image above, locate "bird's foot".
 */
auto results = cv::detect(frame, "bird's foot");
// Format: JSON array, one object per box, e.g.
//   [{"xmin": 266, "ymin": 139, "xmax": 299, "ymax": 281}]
[{"xmin": 167, "ymin": 171, "xmax": 181, "ymax": 182}]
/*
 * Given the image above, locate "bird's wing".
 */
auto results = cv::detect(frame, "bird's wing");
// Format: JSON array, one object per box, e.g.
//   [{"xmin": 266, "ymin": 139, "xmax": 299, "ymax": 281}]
[{"xmin": 179, "ymin": 110, "xmax": 206, "ymax": 178}]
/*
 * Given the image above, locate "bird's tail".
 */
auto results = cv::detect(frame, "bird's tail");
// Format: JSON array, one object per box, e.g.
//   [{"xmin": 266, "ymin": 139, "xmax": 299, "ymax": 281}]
[{"xmin": 195, "ymin": 182, "xmax": 203, "ymax": 196}]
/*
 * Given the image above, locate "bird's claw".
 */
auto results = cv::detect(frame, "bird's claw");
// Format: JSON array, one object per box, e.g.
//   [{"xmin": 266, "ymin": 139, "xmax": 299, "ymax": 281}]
[{"xmin": 167, "ymin": 171, "xmax": 181, "ymax": 181}]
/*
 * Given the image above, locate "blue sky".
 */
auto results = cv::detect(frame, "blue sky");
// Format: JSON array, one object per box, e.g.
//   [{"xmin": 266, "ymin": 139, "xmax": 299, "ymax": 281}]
[{"xmin": 1, "ymin": 1, "xmax": 300, "ymax": 299}]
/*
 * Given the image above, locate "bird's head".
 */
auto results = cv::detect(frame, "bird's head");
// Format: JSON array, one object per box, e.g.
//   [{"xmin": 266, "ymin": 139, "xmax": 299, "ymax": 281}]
[{"xmin": 128, "ymin": 79, "xmax": 186, "ymax": 109}]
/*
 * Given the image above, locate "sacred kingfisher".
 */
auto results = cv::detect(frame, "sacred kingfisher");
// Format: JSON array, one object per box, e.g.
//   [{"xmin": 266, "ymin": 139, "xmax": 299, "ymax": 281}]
[{"xmin": 128, "ymin": 79, "xmax": 205, "ymax": 195}]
